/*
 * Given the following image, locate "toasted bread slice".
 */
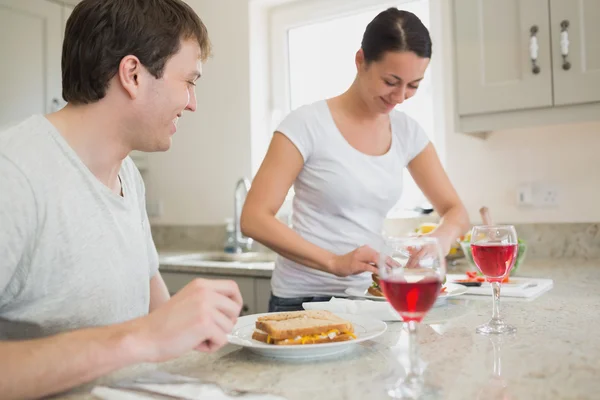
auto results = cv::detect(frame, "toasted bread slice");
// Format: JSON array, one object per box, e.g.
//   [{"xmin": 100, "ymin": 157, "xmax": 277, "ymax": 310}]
[
  {"xmin": 255, "ymin": 310, "xmax": 354, "ymax": 340},
  {"xmin": 252, "ymin": 330, "xmax": 355, "ymax": 345},
  {"xmin": 256, "ymin": 310, "xmax": 345, "ymax": 322}
]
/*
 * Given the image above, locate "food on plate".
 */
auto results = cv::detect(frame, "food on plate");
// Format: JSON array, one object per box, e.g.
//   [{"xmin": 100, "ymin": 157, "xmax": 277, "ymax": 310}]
[
  {"xmin": 251, "ymin": 310, "xmax": 356, "ymax": 345},
  {"xmin": 368, "ymin": 273, "xmax": 384, "ymax": 297},
  {"xmin": 368, "ymin": 273, "xmax": 447, "ymax": 297},
  {"xmin": 455, "ymin": 270, "xmax": 509, "ymax": 284},
  {"xmin": 414, "ymin": 222, "xmax": 438, "ymax": 235}
]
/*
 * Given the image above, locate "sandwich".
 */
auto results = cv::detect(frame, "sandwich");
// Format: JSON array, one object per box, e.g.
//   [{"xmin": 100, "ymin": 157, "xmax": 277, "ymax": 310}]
[
  {"xmin": 368, "ymin": 273, "xmax": 447, "ymax": 297},
  {"xmin": 368, "ymin": 273, "xmax": 384, "ymax": 297},
  {"xmin": 251, "ymin": 310, "xmax": 356, "ymax": 345}
]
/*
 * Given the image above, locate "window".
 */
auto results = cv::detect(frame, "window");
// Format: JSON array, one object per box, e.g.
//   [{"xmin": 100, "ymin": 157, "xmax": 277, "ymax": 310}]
[{"xmin": 267, "ymin": 0, "xmax": 435, "ymax": 217}]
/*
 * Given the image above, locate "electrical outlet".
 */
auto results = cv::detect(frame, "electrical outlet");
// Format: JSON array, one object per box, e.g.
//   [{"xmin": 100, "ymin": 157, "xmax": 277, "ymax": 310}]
[
  {"xmin": 517, "ymin": 183, "xmax": 560, "ymax": 207},
  {"xmin": 536, "ymin": 184, "xmax": 559, "ymax": 207},
  {"xmin": 517, "ymin": 184, "xmax": 534, "ymax": 206}
]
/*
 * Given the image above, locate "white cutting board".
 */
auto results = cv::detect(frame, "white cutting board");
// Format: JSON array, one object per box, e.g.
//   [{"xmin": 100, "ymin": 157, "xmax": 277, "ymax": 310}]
[{"xmin": 446, "ymin": 274, "xmax": 554, "ymax": 299}]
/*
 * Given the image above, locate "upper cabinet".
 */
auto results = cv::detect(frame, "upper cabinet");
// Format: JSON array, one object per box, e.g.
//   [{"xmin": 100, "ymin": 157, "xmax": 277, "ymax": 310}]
[
  {"xmin": 549, "ymin": 0, "xmax": 600, "ymax": 106},
  {"xmin": 454, "ymin": 0, "xmax": 553, "ymax": 115},
  {"xmin": 452, "ymin": 0, "xmax": 600, "ymax": 133}
]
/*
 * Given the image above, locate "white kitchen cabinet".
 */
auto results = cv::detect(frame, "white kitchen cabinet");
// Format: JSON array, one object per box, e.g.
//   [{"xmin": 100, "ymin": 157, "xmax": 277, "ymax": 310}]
[
  {"xmin": 452, "ymin": 0, "xmax": 600, "ymax": 133},
  {"xmin": 254, "ymin": 278, "xmax": 271, "ymax": 314},
  {"xmin": 0, "ymin": 0, "xmax": 62, "ymax": 129},
  {"xmin": 453, "ymin": 0, "xmax": 553, "ymax": 115},
  {"xmin": 549, "ymin": 0, "xmax": 600, "ymax": 106},
  {"xmin": 161, "ymin": 271, "xmax": 258, "ymax": 316}
]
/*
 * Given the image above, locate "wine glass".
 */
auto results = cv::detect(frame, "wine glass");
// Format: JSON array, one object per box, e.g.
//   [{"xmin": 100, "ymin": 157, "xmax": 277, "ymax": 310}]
[
  {"xmin": 470, "ymin": 225, "xmax": 518, "ymax": 335},
  {"xmin": 378, "ymin": 236, "xmax": 446, "ymax": 399},
  {"xmin": 477, "ymin": 335, "xmax": 515, "ymax": 400}
]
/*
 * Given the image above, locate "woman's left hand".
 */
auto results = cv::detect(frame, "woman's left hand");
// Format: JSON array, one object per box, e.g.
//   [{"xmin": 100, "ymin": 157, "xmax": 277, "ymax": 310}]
[
  {"xmin": 405, "ymin": 233, "xmax": 450, "ymax": 269},
  {"xmin": 420, "ymin": 232, "xmax": 452, "ymax": 256}
]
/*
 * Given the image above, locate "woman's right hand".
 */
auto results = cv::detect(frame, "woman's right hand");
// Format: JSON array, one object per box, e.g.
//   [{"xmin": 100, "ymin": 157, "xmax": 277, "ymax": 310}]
[{"xmin": 330, "ymin": 245, "xmax": 380, "ymax": 277}]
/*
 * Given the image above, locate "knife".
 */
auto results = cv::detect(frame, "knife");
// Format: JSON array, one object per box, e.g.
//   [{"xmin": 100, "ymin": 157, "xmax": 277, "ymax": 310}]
[{"xmin": 452, "ymin": 281, "xmax": 482, "ymax": 287}]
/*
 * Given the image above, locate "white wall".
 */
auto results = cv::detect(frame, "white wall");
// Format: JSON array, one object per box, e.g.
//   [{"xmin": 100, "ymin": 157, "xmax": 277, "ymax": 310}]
[
  {"xmin": 445, "ymin": 121, "xmax": 600, "ymax": 224},
  {"xmin": 147, "ymin": 0, "xmax": 600, "ymax": 226},
  {"xmin": 146, "ymin": 0, "xmax": 252, "ymax": 226}
]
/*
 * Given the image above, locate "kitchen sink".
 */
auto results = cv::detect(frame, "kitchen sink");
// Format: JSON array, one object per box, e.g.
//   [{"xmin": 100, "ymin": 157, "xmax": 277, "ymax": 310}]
[{"xmin": 162, "ymin": 251, "xmax": 276, "ymax": 264}]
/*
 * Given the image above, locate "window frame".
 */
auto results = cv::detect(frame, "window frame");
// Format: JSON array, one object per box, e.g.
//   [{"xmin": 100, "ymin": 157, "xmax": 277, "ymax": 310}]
[{"xmin": 269, "ymin": 0, "xmax": 410, "ymax": 126}]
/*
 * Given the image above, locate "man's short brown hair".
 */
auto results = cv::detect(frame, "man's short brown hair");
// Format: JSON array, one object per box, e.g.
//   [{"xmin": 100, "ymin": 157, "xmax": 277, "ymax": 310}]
[{"xmin": 62, "ymin": 0, "xmax": 211, "ymax": 105}]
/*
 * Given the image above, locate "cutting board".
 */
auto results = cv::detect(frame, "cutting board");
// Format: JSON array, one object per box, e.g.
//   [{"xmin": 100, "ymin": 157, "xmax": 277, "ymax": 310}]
[{"xmin": 446, "ymin": 274, "xmax": 554, "ymax": 299}]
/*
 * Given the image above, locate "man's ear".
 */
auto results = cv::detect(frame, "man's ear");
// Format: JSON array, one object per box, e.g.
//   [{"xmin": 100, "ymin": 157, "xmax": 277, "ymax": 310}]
[{"xmin": 118, "ymin": 55, "xmax": 143, "ymax": 99}]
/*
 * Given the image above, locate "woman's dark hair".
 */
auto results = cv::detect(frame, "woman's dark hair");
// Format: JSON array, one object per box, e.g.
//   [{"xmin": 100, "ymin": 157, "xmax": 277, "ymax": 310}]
[
  {"xmin": 361, "ymin": 7, "xmax": 432, "ymax": 63},
  {"xmin": 62, "ymin": 0, "xmax": 211, "ymax": 105}
]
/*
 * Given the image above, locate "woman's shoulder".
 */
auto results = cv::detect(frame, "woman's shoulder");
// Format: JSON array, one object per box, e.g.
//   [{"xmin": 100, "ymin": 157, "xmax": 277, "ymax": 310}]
[
  {"xmin": 284, "ymin": 100, "xmax": 327, "ymax": 120},
  {"xmin": 276, "ymin": 100, "xmax": 329, "ymax": 134},
  {"xmin": 389, "ymin": 108, "xmax": 421, "ymax": 132},
  {"xmin": 389, "ymin": 109, "xmax": 430, "ymax": 160}
]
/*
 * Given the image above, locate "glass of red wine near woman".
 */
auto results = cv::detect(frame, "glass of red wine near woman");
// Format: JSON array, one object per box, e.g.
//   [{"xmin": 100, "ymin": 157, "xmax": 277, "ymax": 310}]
[
  {"xmin": 378, "ymin": 236, "xmax": 446, "ymax": 399},
  {"xmin": 470, "ymin": 225, "xmax": 519, "ymax": 335}
]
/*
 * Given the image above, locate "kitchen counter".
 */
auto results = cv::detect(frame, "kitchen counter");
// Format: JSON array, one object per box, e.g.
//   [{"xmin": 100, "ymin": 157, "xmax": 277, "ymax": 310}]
[
  {"xmin": 63, "ymin": 259, "xmax": 599, "ymax": 399},
  {"xmin": 158, "ymin": 251, "xmax": 275, "ymax": 278}
]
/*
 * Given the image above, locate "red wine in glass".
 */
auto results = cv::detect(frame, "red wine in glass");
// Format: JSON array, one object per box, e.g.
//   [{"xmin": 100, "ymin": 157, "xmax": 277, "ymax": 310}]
[
  {"xmin": 381, "ymin": 277, "xmax": 442, "ymax": 322},
  {"xmin": 470, "ymin": 225, "xmax": 518, "ymax": 335},
  {"xmin": 378, "ymin": 236, "xmax": 445, "ymax": 398},
  {"xmin": 472, "ymin": 243, "xmax": 518, "ymax": 282}
]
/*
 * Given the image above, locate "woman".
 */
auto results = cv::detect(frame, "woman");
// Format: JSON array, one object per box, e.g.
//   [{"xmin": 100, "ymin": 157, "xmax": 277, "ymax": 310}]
[{"xmin": 241, "ymin": 8, "xmax": 469, "ymax": 312}]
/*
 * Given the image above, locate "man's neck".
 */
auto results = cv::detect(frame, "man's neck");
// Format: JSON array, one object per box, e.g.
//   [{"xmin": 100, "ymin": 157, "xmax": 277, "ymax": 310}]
[{"xmin": 46, "ymin": 103, "xmax": 131, "ymax": 195}]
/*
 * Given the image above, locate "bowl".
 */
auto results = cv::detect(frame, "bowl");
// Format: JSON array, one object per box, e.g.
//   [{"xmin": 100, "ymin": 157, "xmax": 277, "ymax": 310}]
[{"xmin": 459, "ymin": 239, "xmax": 527, "ymax": 276}]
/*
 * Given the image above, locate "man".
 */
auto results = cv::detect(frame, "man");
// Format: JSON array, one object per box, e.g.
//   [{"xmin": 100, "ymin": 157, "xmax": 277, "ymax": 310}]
[{"xmin": 0, "ymin": 1, "xmax": 243, "ymax": 398}]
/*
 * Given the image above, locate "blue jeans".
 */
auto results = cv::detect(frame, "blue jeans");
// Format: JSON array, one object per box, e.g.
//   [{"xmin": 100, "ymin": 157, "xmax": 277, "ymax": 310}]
[{"xmin": 268, "ymin": 294, "xmax": 332, "ymax": 313}]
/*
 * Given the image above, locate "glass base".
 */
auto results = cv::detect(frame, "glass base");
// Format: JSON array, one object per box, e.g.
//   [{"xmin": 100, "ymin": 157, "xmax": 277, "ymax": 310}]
[
  {"xmin": 476, "ymin": 319, "xmax": 517, "ymax": 335},
  {"xmin": 387, "ymin": 380, "xmax": 441, "ymax": 399}
]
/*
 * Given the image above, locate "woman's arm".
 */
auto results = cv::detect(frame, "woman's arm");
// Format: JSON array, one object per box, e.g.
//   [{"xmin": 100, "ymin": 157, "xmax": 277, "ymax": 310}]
[
  {"xmin": 407, "ymin": 143, "xmax": 470, "ymax": 254},
  {"xmin": 241, "ymin": 133, "xmax": 378, "ymax": 277}
]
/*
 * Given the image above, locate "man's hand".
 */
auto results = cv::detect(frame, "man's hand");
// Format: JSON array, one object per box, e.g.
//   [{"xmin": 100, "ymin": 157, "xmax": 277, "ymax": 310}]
[
  {"xmin": 0, "ymin": 279, "xmax": 243, "ymax": 400},
  {"xmin": 133, "ymin": 279, "xmax": 243, "ymax": 362},
  {"xmin": 330, "ymin": 245, "xmax": 379, "ymax": 277}
]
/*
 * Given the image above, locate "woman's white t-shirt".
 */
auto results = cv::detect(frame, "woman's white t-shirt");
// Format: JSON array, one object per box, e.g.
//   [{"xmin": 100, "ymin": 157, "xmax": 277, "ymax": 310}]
[{"xmin": 271, "ymin": 100, "xmax": 430, "ymax": 298}]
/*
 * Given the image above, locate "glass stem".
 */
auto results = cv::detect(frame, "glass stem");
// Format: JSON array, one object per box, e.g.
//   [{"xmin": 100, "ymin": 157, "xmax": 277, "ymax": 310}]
[
  {"xmin": 406, "ymin": 320, "xmax": 421, "ymax": 382},
  {"xmin": 492, "ymin": 339, "xmax": 502, "ymax": 377},
  {"xmin": 491, "ymin": 281, "xmax": 502, "ymax": 323}
]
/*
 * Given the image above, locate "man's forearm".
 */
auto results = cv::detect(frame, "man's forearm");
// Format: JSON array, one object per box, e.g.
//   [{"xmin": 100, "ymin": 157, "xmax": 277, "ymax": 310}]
[{"xmin": 0, "ymin": 320, "xmax": 143, "ymax": 400}]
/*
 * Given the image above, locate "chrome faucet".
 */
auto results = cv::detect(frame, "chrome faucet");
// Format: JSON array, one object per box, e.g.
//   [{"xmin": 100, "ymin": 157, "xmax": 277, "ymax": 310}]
[{"xmin": 233, "ymin": 177, "xmax": 253, "ymax": 253}]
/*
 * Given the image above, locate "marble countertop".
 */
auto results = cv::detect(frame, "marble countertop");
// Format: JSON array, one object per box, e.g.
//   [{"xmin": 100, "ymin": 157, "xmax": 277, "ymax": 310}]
[
  {"xmin": 158, "ymin": 251, "xmax": 275, "ymax": 278},
  {"xmin": 64, "ymin": 259, "xmax": 599, "ymax": 399}
]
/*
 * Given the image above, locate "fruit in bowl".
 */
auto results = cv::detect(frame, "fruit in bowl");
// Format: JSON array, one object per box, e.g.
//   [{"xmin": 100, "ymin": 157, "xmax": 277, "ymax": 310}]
[{"xmin": 459, "ymin": 235, "xmax": 527, "ymax": 276}]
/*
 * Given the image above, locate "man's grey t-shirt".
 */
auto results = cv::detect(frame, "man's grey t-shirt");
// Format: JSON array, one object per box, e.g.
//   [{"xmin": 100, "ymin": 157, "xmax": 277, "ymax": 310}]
[{"xmin": 0, "ymin": 115, "xmax": 159, "ymax": 339}]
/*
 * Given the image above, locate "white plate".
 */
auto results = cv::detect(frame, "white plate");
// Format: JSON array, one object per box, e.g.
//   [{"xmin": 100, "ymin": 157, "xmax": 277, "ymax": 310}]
[
  {"xmin": 344, "ymin": 282, "xmax": 468, "ymax": 303},
  {"xmin": 227, "ymin": 313, "xmax": 387, "ymax": 359}
]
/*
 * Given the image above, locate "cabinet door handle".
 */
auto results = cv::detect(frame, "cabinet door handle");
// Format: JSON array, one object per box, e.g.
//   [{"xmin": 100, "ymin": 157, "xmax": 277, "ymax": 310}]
[
  {"xmin": 529, "ymin": 25, "xmax": 540, "ymax": 74},
  {"xmin": 560, "ymin": 20, "xmax": 571, "ymax": 71}
]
